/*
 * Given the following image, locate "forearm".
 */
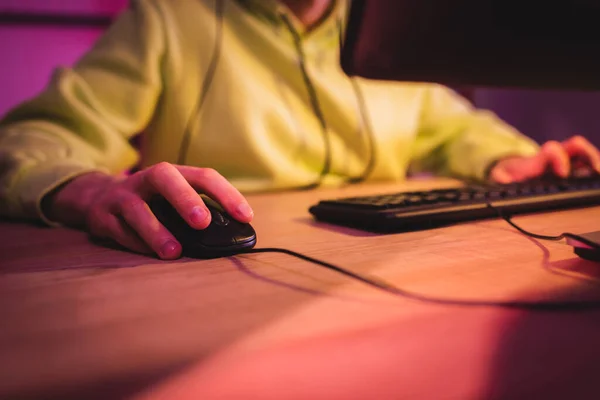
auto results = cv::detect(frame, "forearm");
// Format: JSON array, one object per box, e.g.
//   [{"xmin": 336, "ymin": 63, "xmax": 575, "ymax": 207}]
[{"xmin": 442, "ymin": 112, "xmax": 539, "ymax": 180}]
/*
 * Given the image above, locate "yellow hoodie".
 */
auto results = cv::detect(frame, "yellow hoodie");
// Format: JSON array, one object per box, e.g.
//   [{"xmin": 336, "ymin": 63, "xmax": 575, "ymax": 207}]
[{"xmin": 0, "ymin": 0, "xmax": 538, "ymax": 223}]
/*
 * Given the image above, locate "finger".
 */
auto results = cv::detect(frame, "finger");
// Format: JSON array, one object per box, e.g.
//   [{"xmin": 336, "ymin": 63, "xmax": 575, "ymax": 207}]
[
  {"xmin": 87, "ymin": 207, "xmax": 152, "ymax": 254},
  {"xmin": 176, "ymin": 166, "xmax": 254, "ymax": 223},
  {"xmin": 562, "ymin": 135, "xmax": 600, "ymax": 173},
  {"xmin": 106, "ymin": 214, "xmax": 154, "ymax": 255},
  {"xmin": 118, "ymin": 193, "xmax": 182, "ymax": 260},
  {"xmin": 489, "ymin": 166, "xmax": 514, "ymax": 184},
  {"xmin": 539, "ymin": 141, "xmax": 570, "ymax": 177},
  {"xmin": 142, "ymin": 162, "xmax": 212, "ymax": 230}
]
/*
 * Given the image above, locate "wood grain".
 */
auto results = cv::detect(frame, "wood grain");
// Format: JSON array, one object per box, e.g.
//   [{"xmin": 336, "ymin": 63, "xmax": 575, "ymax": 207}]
[{"xmin": 1, "ymin": 178, "xmax": 600, "ymax": 399}]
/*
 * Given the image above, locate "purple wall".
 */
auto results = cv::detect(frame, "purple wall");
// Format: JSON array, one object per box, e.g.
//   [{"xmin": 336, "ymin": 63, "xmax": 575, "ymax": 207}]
[
  {"xmin": 0, "ymin": 26, "xmax": 104, "ymax": 115},
  {"xmin": 475, "ymin": 89, "xmax": 600, "ymax": 148},
  {"xmin": 0, "ymin": 0, "xmax": 125, "ymax": 16},
  {"xmin": 0, "ymin": 0, "xmax": 126, "ymax": 116}
]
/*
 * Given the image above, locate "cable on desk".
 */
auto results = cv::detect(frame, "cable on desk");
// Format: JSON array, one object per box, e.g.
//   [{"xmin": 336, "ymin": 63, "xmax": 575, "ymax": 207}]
[
  {"xmin": 244, "ymin": 249, "xmax": 600, "ymax": 312},
  {"xmin": 243, "ymin": 203, "xmax": 600, "ymax": 312},
  {"xmin": 486, "ymin": 203, "xmax": 600, "ymax": 249}
]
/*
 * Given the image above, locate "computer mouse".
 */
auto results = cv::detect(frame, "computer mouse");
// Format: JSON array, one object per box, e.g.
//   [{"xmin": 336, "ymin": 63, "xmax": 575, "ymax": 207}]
[
  {"xmin": 148, "ymin": 193, "xmax": 257, "ymax": 259},
  {"xmin": 566, "ymin": 231, "xmax": 600, "ymax": 262}
]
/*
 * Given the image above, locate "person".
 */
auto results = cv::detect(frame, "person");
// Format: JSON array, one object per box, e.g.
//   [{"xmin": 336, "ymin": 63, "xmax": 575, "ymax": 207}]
[{"xmin": 0, "ymin": 0, "xmax": 598, "ymax": 260}]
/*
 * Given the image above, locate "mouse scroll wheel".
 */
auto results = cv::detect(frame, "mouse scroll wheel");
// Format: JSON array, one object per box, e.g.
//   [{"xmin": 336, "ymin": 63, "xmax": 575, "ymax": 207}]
[{"xmin": 210, "ymin": 209, "xmax": 230, "ymax": 226}]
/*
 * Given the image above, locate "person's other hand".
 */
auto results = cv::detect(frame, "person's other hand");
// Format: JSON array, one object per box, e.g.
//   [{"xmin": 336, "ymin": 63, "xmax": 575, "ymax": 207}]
[
  {"xmin": 43, "ymin": 163, "xmax": 254, "ymax": 259},
  {"xmin": 489, "ymin": 136, "xmax": 600, "ymax": 184}
]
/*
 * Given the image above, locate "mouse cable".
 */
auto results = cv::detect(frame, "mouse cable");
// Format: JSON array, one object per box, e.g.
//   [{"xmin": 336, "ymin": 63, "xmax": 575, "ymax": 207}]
[
  {"xmin": 485, "ymin": 203, "xmax": 600, "ymax": 250},
  {"xmin": 242, "ymin": 205, "xmax": 600, "ymax": 312},
  {"xmin": 243, "ymin": 245, "xmax": 600, "ymax": 313}
]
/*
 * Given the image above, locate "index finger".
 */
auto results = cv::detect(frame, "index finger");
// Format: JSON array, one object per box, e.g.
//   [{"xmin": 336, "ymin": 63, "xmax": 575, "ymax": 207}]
[
  {"xmin": 539, "ymin": 141, "xmax": 570, "ymax": 177},
  {"xmin": 143, "ymin": 162, "xmax": 212, "ymax": 230},
  {"xmin": 176, "ymin": 166, "xmax": 254, "ymax": 223}
]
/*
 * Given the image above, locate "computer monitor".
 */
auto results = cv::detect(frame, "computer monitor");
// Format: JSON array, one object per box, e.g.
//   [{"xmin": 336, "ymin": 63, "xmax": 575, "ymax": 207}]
[{"xmin": 341, "ymin": 1, "xmax": 600, "ymax": 90}]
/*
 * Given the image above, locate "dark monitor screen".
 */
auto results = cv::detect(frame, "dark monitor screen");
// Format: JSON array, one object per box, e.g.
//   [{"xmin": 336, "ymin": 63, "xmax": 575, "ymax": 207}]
[{"xmin": 341, "ymin": 1, "xmax": 600, "ymax": 90}]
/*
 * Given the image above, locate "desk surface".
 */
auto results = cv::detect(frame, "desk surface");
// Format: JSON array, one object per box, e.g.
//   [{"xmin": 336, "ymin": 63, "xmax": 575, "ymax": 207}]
[{"xmin": 1, "ymin": 178, "xmax": 600, "ymax": 400}]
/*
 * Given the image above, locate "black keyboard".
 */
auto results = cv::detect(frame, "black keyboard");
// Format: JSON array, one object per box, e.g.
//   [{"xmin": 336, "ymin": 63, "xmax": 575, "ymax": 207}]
[{"xmin": 309, "ymin": 175, "xmax": 600, "ymax": 233}]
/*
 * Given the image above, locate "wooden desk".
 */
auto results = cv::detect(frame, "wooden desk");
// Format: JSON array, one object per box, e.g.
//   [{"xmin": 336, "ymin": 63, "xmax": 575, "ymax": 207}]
[{"xmin": 1, "ymin": 178, "xmax": 600, "ymax": 400}]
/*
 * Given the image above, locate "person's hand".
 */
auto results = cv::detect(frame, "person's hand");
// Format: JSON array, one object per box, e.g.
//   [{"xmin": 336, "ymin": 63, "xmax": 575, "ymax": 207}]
[
  {"xmin": 489, "ymin": 136, "xmax": 600, "ymax": 184},
  {"xmin": 43, "ymin": 163, "xmax": 254, "ymax": 259}
]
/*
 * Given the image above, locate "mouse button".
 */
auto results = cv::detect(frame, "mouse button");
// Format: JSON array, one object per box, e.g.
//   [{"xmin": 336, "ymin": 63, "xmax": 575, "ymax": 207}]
[
  {"xmin": 209, "ymin": 208, "xmax": 230, "ymax": 226},
  {"xmin": 200, "ymin": 195, "xmax": 225, "ymax": 211}
]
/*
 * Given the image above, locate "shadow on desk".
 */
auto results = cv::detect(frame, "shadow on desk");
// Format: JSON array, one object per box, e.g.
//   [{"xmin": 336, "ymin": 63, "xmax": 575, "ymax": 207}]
[
  {"xmin": 130, "ymin": 223, "xmax": 600, "ymax": 399},
  {"xmin": 131, "ymin": 282, "xmax": 600, "ymax": 400},
  {"xmin": 475, "ymin": 222, "xmax": 600, "ymax": 284},
  {"xmin": 0, "ymin": 220, "xmax": 395, "ymax": 400}
]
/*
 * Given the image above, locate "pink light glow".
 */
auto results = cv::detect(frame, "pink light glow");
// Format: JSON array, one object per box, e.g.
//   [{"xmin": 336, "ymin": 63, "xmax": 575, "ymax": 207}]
[{"xmin": 0, "ymin": 0, "xmax": 126, "ymax": 15}]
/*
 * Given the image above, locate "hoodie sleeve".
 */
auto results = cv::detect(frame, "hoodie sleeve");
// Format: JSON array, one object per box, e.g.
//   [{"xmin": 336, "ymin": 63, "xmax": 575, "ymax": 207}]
[
  {"xmin": 0, "ymin": 0, "xmax": 165, "ymax": 224},
  {"xmin": 410, "ymin": 84, "xmax": 540, "ymax": 180}
]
